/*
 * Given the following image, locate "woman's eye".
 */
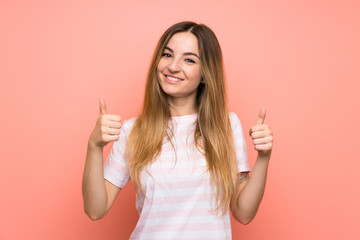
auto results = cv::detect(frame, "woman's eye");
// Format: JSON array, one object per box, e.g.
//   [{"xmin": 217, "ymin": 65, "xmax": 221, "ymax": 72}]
[
  {"xmin": 162, "ymin": 53, "xmax": 172, "ymax": 57},
  {"xmin": 185, "ymin": 58, "xmax": 196, "ymax": 63}
]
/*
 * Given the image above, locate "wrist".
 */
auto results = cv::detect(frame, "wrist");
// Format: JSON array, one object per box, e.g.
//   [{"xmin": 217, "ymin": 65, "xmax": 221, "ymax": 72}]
[
  {"xmin": 87, "ymin": 140, "xmax": 103, "ymax": 151},
  {"xmin": 257, "ymin": 151, "xmax": 271, "ymax": 161}
]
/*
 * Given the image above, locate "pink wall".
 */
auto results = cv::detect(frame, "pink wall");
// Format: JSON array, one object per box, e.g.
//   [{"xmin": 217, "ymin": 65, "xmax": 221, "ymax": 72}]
[{"xmin": 1, "ymin": 0, "xmax": 359, "ymax": 239}]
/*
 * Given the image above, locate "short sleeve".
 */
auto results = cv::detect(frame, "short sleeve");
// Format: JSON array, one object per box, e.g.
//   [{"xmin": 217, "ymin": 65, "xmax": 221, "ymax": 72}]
[
  {"xmin": 103, "ymin": 118, "xmax": 135, "ymax": 188},
  {"xmin": 229, "ymin": 112, "xmax": 251, "ymax": 173}
]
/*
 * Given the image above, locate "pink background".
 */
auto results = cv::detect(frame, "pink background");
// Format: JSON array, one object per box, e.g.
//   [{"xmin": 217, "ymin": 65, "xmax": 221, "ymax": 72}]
[{"xmin": 1, "ymin": 0, "xmax": 359, "ymax": 239}]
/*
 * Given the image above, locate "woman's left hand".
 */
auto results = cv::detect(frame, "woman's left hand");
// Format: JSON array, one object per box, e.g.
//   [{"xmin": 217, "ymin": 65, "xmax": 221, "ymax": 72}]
[{"xmin": 249, "ymin": 107, "xmax": 273, "ymax": 158}]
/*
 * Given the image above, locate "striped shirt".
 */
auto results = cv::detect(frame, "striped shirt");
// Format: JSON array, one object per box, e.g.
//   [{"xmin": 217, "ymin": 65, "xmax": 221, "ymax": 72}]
[{"xmin": 104, "ymin": 112, "xmax": 250, "ymax": 239}]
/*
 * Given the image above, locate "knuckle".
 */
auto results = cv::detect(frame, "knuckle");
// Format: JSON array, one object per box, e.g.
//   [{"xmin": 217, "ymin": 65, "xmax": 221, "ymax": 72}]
[{"xmin": 102, "ymin": 116, "xmax": 109, "ymax": 123}]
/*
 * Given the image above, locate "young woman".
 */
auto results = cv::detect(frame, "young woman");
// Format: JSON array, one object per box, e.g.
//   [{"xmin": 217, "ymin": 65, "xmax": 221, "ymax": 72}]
[{"xmin": 82, "ymin": 21, "xmax": 273, "ymax": 239}]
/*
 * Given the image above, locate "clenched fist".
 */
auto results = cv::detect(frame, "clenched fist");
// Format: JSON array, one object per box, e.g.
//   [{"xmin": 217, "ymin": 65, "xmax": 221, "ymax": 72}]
[
  {"xmin": 88, "ymin": 98, "xmax": 122, "ymax": 148},
  {"xmin": 249, "ymin": 107, "xmax": 273, "ymax": 157}
]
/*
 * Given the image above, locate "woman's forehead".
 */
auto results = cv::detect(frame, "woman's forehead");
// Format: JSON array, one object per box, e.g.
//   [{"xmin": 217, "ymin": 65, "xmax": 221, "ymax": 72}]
[{"xmin": 166, "ymin": 32, "xmax": 199, "ymax": 55}]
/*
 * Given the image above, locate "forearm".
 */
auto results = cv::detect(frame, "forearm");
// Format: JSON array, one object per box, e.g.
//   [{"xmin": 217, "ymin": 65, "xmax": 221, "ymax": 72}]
[
  {"xmin": 82, "ymin": 142, "xmax": 108, "ymax": 220},
  {"xmin": 236, "ymin": 154, "xmax": 270, "ymax": 223}
]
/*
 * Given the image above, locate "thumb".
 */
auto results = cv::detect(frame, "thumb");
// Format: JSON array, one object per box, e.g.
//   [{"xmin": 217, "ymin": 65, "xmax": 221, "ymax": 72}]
[
  {"xmin": 99, "ymin": 97, "xmax": 107, "ymax": 115},
  {"xmin": 256, "ymin": 107, "xmax": 266, "ymax": 125}
]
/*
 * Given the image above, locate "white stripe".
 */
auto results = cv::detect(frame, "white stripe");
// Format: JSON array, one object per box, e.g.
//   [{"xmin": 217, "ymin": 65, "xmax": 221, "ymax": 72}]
[
  {"xmin": 143, "ymin": 184, "xmax": 214, "ymax": 198},
  {"xmin": 141, "ymin": 200, "xmax": 215, "ymax": 214},
  {"xmin": 141, "ymin": 173, "xmax": 209, "ymax": 183},
  {"xmin": 131, "ymin": 229, "xmax": 230, "ymax": 239},
  {"xmin": 137, "ymin": 215, "xmax": 229, "ymax": 226}
]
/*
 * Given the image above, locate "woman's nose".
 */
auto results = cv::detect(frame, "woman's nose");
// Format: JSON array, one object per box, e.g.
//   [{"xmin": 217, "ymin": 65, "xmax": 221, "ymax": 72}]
[{"xmin": 168, "ymin": 58, "xmax": 181, "ymax": 72}]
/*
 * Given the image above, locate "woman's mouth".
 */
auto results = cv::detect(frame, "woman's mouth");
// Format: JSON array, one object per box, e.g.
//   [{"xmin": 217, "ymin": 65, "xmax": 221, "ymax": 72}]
[{"xmin": 165, "ymin": 75, "xmax": 183, "ymax": 83}]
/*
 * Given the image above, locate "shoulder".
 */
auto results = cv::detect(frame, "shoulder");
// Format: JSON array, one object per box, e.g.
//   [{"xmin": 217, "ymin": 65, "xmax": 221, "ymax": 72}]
[
  {"xmin": 228, "ymin": 112, "xmax": 244, "ymax": 131},
  {"xmin": 228, "ymin": 111, "xmax": 241, "ymax": 125},
  {"xmin": 121, "ymin": 116, "xmax": 138, "ymax": 135},
  {"xmin": 228, "ymin": 112, "xmax": 239, "ymax": 121}
]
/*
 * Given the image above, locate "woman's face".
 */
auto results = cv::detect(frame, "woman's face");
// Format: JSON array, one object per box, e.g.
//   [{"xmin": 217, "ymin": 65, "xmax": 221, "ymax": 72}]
[{"xmin": 157, "ymin": 32, "xmax": 202, "ymax": 103}]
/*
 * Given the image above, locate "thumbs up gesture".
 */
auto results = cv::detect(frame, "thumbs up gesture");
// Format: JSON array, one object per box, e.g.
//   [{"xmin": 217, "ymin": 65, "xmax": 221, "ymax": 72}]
[
  {"xmin": 88, "ymin": 98, "xmax": 122, "ymax": 148},
  {"xmin": 249, "ymin": 107, "xmax": 273, "ymax": 157}
]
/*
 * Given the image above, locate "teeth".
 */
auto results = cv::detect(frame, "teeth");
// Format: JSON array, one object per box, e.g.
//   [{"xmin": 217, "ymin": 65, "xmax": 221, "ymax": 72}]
[{"xmin": 167, "ymin": 76, "xmax": 181, "ymax": 81}]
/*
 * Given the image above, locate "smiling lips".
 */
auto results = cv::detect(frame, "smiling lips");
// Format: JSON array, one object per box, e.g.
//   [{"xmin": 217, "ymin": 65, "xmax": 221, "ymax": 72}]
[{"xmin": 165, "ymin": 74, "xmax": 183, "ymax": 83}]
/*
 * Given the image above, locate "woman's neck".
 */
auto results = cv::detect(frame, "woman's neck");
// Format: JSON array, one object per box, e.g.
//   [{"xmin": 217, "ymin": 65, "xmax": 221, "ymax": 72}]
[{"xmin": 167, "ymin": 96, "xmax": 197, "ymax": 117}]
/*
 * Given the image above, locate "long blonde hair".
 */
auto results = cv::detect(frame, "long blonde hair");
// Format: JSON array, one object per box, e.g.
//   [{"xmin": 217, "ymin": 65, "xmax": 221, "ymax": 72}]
[{"xmin": 127, "ymin": 21, "xmax": 238, "ymax": 215}]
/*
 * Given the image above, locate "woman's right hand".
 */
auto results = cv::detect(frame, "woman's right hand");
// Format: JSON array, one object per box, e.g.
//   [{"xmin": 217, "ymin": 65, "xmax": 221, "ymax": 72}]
[{"xmin": 88, "ymin": 98, "xmax": 122, "ymax": 148}]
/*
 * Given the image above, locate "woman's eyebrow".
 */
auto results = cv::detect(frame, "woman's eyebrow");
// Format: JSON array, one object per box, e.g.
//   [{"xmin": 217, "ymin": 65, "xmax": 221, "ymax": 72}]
[{"xmin": 165, "ymin": 46, "xmax": 200, "ymax": 59}]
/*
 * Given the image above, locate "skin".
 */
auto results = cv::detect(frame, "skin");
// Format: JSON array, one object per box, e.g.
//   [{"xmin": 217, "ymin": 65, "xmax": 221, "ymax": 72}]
[
  {"xmin": 82, "ymin": 98, "xmax": 122, "ymax": 220},
  {"xmin": 230, "ymin": 107, "xmax": 273, "ymax": 224},
  {"xmin": 157, "ymin": 32, "xmax": 203, "ymax": 116},
  {"xmin": 82, "ymin": 32, "xmax": 274, "ymax": 224}
]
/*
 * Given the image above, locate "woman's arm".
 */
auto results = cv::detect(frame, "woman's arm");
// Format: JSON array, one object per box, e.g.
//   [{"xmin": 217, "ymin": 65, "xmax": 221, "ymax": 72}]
[
  {"xmin": 82, "ymin": 98, "xmax": 122, "ymax": 220},
  {"xmin": 82, "ymin": 143, "xmax": 121, "ymax": 220},
  {"xmin": 230, "ymin": 107, "xmax": 273, "ymax": 224},
  {"xmin": 230, "ymin": 154, "xmax": 270, "ymax": 224}
]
